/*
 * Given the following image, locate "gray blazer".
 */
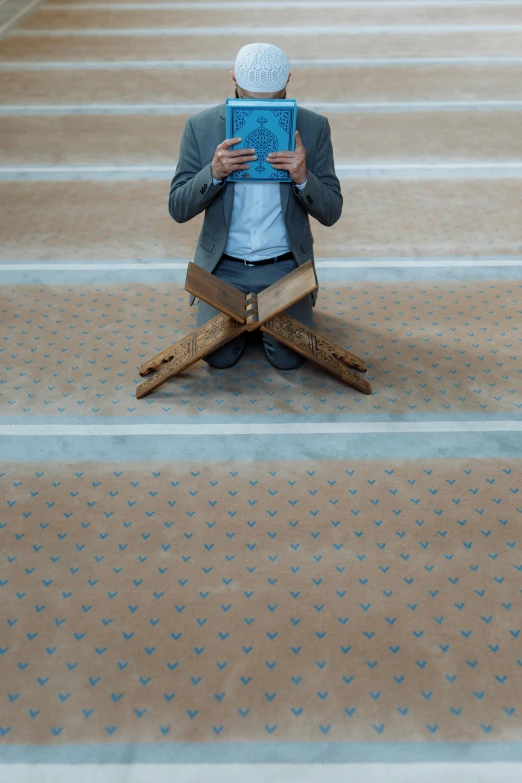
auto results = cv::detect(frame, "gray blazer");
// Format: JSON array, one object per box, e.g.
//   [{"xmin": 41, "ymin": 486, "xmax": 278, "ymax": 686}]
[{"xmin": 168, "ymin": 103, "xmax": 343, "ymax": 307}]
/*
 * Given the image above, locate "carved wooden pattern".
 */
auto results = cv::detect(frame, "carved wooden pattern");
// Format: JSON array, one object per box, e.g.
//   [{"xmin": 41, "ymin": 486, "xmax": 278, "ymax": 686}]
[
  {"xmin": 136, "ymin": 262, "xmax": 372, "ymax": 399},
  {"xmin": 136, "ymin": 314, "xmax": 247, "ymax": 399},
  {"xmin": 261, "ymin": 313, "xmax": 372, "ymax": 395}
]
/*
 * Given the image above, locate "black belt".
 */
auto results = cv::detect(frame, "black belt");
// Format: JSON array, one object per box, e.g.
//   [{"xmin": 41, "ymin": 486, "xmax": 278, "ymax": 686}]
[{"xmin": 222, "ymin": 251, "xmax": 294, "ymax": 267}]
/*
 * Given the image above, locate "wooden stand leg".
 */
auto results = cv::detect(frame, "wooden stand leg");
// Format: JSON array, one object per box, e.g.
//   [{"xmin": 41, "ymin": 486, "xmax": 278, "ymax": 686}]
[
  {"xmin": 135, "ymin": 313, "xmax": 247, "ymax": 399},
  {"xmin": 261, "ymin": 313, "xmax": 372, "ymax": 395},
  {"xmin": 135, "ymin": 261, "xmax": 372, "ymax": 399}
]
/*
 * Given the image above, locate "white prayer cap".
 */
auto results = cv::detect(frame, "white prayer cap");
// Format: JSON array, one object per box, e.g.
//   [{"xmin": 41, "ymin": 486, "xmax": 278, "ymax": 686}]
[{"xmin": 234, "ymin": 42, "xmax": 290, "ymax": 93}]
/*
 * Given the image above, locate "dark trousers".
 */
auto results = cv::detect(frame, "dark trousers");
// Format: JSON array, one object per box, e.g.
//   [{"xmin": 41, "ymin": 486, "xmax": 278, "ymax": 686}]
[{"xmin": 196, "ymin": 255, "xmax": 315, "ymax": 369}]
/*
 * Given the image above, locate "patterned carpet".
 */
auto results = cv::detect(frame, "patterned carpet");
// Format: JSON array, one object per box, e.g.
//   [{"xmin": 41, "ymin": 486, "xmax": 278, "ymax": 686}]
[
  {"xmin": 4, "ymin": 180, "xmax": 522, "ymax": 260},
  {"xmin": 1, "ymin": 281, "xmax": 521, "ymax": 416},
  {"xmin": 2, "ymin": 458, "xmax": 522, "ymax": 743},
  {"xmin": 1, "ymin": 0, "xmax": 522, "ymax": 778}
]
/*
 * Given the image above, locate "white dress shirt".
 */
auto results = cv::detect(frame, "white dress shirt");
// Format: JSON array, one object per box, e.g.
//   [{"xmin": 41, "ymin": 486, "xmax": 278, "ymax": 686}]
[{"xmin": 212, "ymin": 177, "xmax": 307, "ymax": 261}]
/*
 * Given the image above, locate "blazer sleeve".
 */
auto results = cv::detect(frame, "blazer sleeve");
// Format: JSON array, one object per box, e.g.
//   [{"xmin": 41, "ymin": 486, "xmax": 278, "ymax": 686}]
[
  {"xmin": 293, "ymin": 116, "xmax": 343, "ymax": 227},
  {"xmin": 168, "ymin": 117, "xmax": 225, "ymax": 223}
]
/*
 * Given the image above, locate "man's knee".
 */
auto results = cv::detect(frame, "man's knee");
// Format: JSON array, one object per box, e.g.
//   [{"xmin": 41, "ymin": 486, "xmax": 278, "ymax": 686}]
[
  {"xmin": 204, "ymin": 337, "xmax": 246, "ymax": 369},
  {"xmin": 269, "ymin": 355, "xmax": 305, "ymax": 370},
  {"xmin": 205, "ymin": 353, "xmax": 240, "ymax": 369},
  {"xmin": 264, "ymin": 340, "xmax": 305, "ymax": 370}
]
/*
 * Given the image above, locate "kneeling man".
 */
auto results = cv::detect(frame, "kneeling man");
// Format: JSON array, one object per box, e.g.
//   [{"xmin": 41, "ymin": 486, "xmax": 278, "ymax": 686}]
[{"xmin": 169, "ymin": 42, "xmax": 342, "ymax": 370}]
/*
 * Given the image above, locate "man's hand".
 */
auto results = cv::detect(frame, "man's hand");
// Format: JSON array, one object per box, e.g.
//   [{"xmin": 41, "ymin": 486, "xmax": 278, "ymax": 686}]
[
  {"xmin": 210, "ymin": 137, "xmax": 257, "ymax": 181},
  {"xmin": 266, "ymin": 130, "xmax": 307, "ymax": 185}
]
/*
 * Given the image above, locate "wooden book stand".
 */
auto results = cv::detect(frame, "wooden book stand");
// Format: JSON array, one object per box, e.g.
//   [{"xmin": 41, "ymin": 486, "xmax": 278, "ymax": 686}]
[{"xmin": 136, "ymin": 260, "xmax": 372, "ymax": 399}]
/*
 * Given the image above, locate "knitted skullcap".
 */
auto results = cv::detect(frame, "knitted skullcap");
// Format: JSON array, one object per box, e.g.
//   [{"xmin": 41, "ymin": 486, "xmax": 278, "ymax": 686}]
[{"xmin": 234, "ymin": 42, "xmax": 289, "ymax": 92}]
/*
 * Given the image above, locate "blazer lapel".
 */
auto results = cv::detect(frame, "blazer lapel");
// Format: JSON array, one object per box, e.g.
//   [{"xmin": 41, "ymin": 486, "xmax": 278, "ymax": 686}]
[
  {"xmin": 280, "ymin": 182, "xmax": 291, "ymax": 217},
  {"xmin": 218, "ymin": 105, "xmax": 234, "ymax": 227},
  {"xmin": 223, "ymin": 181, "xmax": 234, "ymax": 228}
]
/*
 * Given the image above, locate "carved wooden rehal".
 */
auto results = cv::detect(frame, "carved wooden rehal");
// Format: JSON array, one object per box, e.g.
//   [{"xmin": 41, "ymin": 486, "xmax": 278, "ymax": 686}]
[{"xmin": 136, "ymin": 260, "xmax": 372, "ymax": 399}]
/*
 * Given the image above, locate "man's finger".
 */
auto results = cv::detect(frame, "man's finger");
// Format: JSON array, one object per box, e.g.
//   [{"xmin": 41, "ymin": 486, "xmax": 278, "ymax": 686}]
[
  {"xmin": 225, "ymin": 155, "xmax": 257, "ymax": 165},
  {"xmin": 295, "ymin": 130, "xmax": 304, "ymax": 150},
  {"xmin": 267, "ymin": 155, "xmax": 295, "ymax": 163},
  {"xmin": 221, "ymin": 137, "xmax": 243, "ymax": 149},
  {"xmin": 227, "ymin": 148, "xmax": 256, "ymax": 158}
]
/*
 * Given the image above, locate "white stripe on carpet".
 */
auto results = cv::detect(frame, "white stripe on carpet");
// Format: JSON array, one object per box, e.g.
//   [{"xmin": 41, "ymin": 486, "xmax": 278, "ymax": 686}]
[
  {"xmin": 1, "ymin": 764, "xmax": 522, "ymax": 783},
  {"xmin": 2, "ymin": 258, "xmax": 522, "ymax": 270},
  {"xmin": 3, "ymin": 57, "xmax": 522, "ymax": 69},
  {"xmin": 2, "ymin": 422, "xmax": 521, "ymax": 436},
  {"xmin": 11, "ymin": 23, "xmax": 522, "ymax": 35}
]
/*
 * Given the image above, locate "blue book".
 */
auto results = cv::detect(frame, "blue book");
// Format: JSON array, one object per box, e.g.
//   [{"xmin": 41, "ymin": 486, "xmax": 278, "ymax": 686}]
[{"xmin": 225, "ymin": 98, "xmax": 297, "ymax": 183}]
